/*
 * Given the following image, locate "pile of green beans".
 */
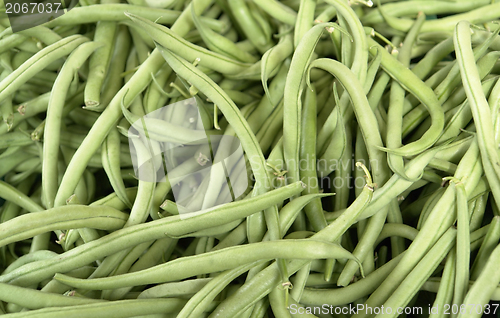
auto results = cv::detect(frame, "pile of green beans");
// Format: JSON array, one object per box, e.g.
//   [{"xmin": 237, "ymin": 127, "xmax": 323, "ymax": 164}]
[{"xmin": 1, "ymin": 0, "xmax": 500, "ymax": 317}]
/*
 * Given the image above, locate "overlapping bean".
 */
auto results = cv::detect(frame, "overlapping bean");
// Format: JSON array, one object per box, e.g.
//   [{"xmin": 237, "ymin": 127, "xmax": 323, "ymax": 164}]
[{"xmin": 0, "ymin": 0, "xmax": 500, "ymax": 317}]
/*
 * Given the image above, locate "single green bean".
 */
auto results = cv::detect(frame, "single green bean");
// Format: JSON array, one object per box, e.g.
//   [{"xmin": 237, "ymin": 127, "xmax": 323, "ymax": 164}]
[{"xmin": 0, "ymin": 205, "xmax": 128, "ymax": 248}]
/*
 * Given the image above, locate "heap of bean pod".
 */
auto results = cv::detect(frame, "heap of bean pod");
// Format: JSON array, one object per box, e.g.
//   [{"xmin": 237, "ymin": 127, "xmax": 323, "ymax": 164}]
[{"xmin": 0, "ymin": 0, "xmax": 500, "ymax": 317}]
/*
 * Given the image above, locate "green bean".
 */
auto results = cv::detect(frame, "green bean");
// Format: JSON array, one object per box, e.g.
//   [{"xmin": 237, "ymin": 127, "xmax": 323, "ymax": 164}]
[
  {"xmin": 378, "ymin": 2, "xmax": 500, "ymax": 34},
  {"xmin": 1, "ymin": 182, "xmax": 304, "ymax": 286},
  {"xmin": 54, "ymin": 239, "xmax": 362, "ymax": 289},
  {"xmin": 102, "ymin": 127, "xmax": 132, "ymax": 208},
  {"xmin": 436, "ymin": 79, "xmax": 497, "ymax": 144},
  {"xmin": 269, "ymin": 282, "xmax": 292, "ymax": 318},
  {"xmin": 374, "ymin": 223, "xmax": 418, "ymax": 247},
  {"xmin": 315, "ymin": 5, "xmax": 337, "ymax": 24},
  {"xmin": 0, "ymin": 299, "xmax": 188, "ymax": 318},
  {"xmin": 384, "ymin": 200, "xmax": 407, "ymax": 257},
  {"xmin": 0, "ymin": 282, "xmax": 104, "ymax": 309},
  {"xmin": 329, "ymin": 0, "xmax": 369, "ymax": 81},
  {"xmin": 42, "ymin": 41, "xmax": 101, "ymax": 209},
  {"xmin": 33, "ymin": 4, "xmax": 181, "ymax": 28},
  {"xmin": 127, "ymin": 14, "xmax": 251, "ymax": 76},
  {"xmin": 253, "ymin": 0, "xmax": 297, "ymax": 26},
  {"xmin": 386, "ymin": 12, "xmax": 425, "ymax": 180},
  {"xmin": 176, "ymin": 262, "xmax": 262, "ymax": 318},
  {"xmin": 54, "ymin": 0, "xmax": 222, "ymax": 206},
  {"xmin": 299, "ymin": 85, "xmax": 327, "ymax": 231},
  {"xmin": 261, "ymin": 29, "xmax": 293, "ymax": 105},
  {"xmin": 0, "ymin": 205, "xmax": 128, "ymax": 248},
  {"xmin": 211, "ymin": 220, "xmax": 247, "ymax": 251},
  {"xmin": 284, "ymin": 23, "xmax": 346, "ymax": 187},
  {"xmin": 458, "ymin": 243, "xmax": 500, "ymax": 318},
  {"xmin": 228, "ymin": 0, "xmax": 273, "ymax": 54},
  {"xmin": 423, "ymin": 278, "xmax": 500, "ymax": 302},
  {"xmin": 129, "ymin": 27, "xmax": 151, "ymax": 64},
  {"xmin": 90, "ymin": 187, "xmax": 137, "ymax": 211},
  {"xmin": 308, "ymin": 58, "xmax": 389, "ymax": 186},
  {"xmin": 121, "ymin": 103, "xmax": 213, "ymax": 144},
  {"xmin": 0, "ymin": 74, "xmax": 13, "ymax": 129},
  {"xmin": 367, "ymin": 38, "xmax": 444, "ymax": 157},
  {"xmin": 429, "ymin": 250, "xmax": 455, "ymax": 318},
  {"xmin": 139, "ymin": 277, "xmax": 212, "ymax": 299},
  {"xmin": 470, "ymin": 216, "xmax": 500, "ymax": 280},
  {"xmin": 301, "ymin": 253, "xmax": 403, "ymax": 307},
  {"xmin": 353, "ymin": 138, "xmax": 484, "ymax": 315},
  {"xmin": 450, "ymin": 179, "xmax": 470, "ymax": 317},
  {"xmin": 192, "ymin": 4, "xmax": 257, "ymax": 64},
  {"xmin": 257, "ymin": 99, "xmax": 284, "ymax": 153},
  {"xmin": 0, "ymin": 35, "xmax": 89, "ymax": 104},
  {"xmin": 84, "ymin": 22, "xmax": 117, "ymax": 109},
  {"xmin": 289, "ymin": 261, "xmax": 312, "ymax": 303},
  {"xmin": 97, "ymin": 26, "xmax": 130, "ymax": 112},
  {"xmin": 209, "ymin": 168, "xmax": 374, "ymax": 317},
  {"xmin": 454, "ymin": 21, "xmax": 500, "ymax": 212},
  {"xmin": 404, "ymin": 37, "xmax": 500, "ymax": 138},
  {"xmin": 224, "ymin": 89, "xmax": 256, "ymax": 106},
  {"xmin": 100, "ymin": 240, "xmax": 155, "ymax": 299},
  {"xmin": 364, "ymin": 229, "xmax": 456, "ymax": 318},
  {"xmin": 362, "ymin": 0, "xmax": 490, "ymax": 25},
  {"xmin": 0, "ymin": 130, "xmax": 34, "ymax": 149},
  {"xmin": 0, "ymin": 179, "xmax": 43, "ymax": 213},
  {"xmin": 143, "ymin": 66, "xmax": 173, "ymax": 114},
  {"xmin": 155, "ymin": 46, "xmax": 283, "ymax": 236},
  {"xmin": 17, "ymin": 26, "xmax": 62, "ymax": 46},
  {"xmin": 248, "ymin": 3, "xmax": 274, "ymax": 43},
  {"xmin": 2, "ymin": 250, "xmax": 57, "ymax": 275},
  {"xmin": 317, "ymin": 95, "xmax": 347, "ymax": 177},
  {"xmin": 0, "ymin": 34, "xmax": 27, "ymax": 56},
  {"xmin": 417, "ymin": 186, "xmax": 445, "ymax": 230},
  {"xmin": 468, "ymin": 193, "xmax": 488, "ymax": 233},
  {"xmin": 295, "ymin": 0, "xmax": 316, "ymax": 48}
]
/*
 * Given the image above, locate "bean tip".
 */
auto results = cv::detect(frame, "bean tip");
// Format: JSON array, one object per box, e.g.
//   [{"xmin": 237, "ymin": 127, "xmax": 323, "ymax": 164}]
[{"xmin": 17, "ymin": 104, "xmax": 26, "ymax": 116}]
